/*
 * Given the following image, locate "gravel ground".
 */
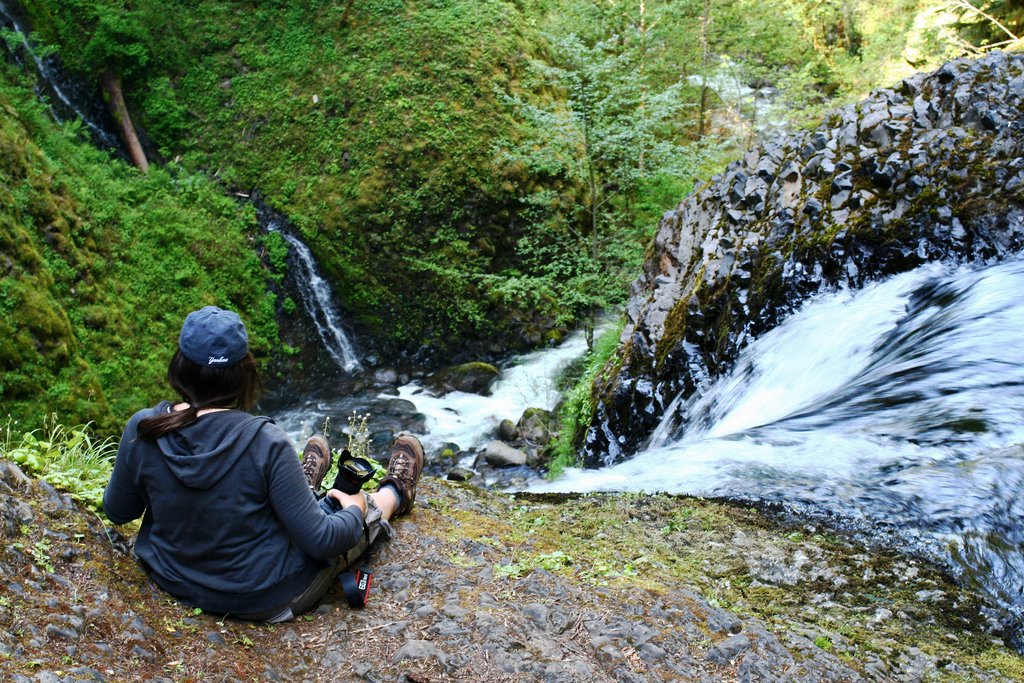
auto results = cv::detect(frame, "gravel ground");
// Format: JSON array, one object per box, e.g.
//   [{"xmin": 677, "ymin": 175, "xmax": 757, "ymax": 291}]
[{"xmin": 0, "ymin": 460, "xmax": 1021, "ymax": 682}]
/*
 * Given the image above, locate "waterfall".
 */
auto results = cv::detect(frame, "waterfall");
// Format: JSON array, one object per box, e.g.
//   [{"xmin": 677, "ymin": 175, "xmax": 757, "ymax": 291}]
[
  {"xmin": 534, "ymin": 258, "xmax": 1024, "ymax": 635},
  {"xmin": 687, "ymin": 56, "xmax": 788, "ymax": 139},
  {"xmin": 269, "ymin": 326, "xmax": 600, "ymax": 452},
  {"xmin": 259, "ymin": 208, "xmax": 362, "ymax": 373},
  {"xmin": 0, "ymin": 0, "xmax": 124, "ymax": 153}
]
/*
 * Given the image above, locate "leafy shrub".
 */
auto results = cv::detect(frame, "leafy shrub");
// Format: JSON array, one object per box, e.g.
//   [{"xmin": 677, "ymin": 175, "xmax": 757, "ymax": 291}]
[
  {"xmin": 548, "ymin": 322, "xmax": 623, "ymax": 477},
  {"xmin": 1, "ymin": 416, "xmax": 116, "ymax": 511}
]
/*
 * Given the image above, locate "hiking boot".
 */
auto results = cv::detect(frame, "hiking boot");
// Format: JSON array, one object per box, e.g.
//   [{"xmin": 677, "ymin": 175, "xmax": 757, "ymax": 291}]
[
  {"xmin": 378, "ymin": 433, "xmax": 423, "ymax": 516},
  {"xmin": 301, "ymin": 435, "xmax": 332, "ymax": 492}
]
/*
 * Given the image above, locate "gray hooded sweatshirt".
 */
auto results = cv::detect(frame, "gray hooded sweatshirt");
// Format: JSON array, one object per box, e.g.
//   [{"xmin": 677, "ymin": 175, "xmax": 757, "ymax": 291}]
[{"xmin": 103, "ymin": 402, "xmax": 363, "ymax": 614}]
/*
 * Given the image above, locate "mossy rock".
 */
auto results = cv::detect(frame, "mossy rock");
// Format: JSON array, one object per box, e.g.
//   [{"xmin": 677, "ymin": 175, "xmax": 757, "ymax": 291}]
[
  {"xmin": 517, "ymin": 407, "xmax": 555, "ymax": 446},
  {"xmin": 589, "ymin": 52, "xmax": 1024, "ymax": 463},
  {"xmin": 424, "ymin": 361, "xmax": 500, "ymax": 397}
]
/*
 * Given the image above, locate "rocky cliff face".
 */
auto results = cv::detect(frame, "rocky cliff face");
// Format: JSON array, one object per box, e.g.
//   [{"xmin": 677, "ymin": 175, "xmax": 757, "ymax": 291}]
[{"xmin": 586, "ymin": 51, "xmax": 1024, "ymax": 466}]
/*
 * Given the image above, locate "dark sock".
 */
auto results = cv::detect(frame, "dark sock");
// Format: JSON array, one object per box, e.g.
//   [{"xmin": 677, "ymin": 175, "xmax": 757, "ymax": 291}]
[{"xmin": 381, "ymin": 482, "xmax": 403, "ymax": 508}]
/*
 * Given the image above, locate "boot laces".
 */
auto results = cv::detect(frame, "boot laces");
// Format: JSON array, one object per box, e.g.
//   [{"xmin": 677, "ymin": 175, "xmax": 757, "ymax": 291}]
[{"xmin": 389, "ymin": 444, "xmax": 417, "ymax": 482}]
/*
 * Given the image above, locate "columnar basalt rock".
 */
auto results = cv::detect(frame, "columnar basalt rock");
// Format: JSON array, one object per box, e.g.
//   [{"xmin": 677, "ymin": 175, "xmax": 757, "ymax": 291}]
[{"xmin": 585, "ymin": 52, "xmax": 1024, "ymax": 467}]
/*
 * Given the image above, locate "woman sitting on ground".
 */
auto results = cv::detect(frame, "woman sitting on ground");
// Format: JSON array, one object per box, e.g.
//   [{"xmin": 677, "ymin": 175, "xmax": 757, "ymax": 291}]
[{"xmin": 103, "ymin": 305, "xmax": 423, "ymax": 621}]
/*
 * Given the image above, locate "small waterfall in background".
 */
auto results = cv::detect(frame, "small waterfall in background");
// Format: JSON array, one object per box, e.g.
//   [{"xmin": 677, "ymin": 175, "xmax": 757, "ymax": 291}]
[
  {"xmin": 0, "ymin": 2, "xmax": 358, "ymax": 375},
  {"xmin": 688, "ymin": 56, "xmax": 789, "ymax": 140},
  {"xmin": 256, "ymin": 204, "xmax": 362, "ymax": 374},
  {"xmin": 534, "ymin": 257, "xmax": 1024, "ymax": 635},
  {"xmin": 0, "ymin": 0, "xmax": 125, "ymax": 154}
]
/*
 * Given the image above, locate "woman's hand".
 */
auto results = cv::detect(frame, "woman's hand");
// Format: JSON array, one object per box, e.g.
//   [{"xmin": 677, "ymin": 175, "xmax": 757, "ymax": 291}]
[{"xmin": 327, "ymin": 489, "xmax": 366, "ymax": 517}]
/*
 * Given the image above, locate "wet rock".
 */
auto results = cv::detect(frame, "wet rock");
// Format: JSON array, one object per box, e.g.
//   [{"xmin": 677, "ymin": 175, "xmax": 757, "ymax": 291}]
[
  {"xmin": 516, "ymin": 407, "xmax": 555, "ymax": 446},
  {"xmin": 445, "ymin": 466, "xmax": 477, "ymax": 483},
  {"xmin": 586, "ymin": 52, "xmax": 1024, "ymax": 467},
  {"xmin": 380, "ymin": 397, "xmax": 417, "ymax": 418},
  {"xmin": 368, "ymin": 429, "xmax": 394, "ymax": 455},
  {"xmin": 497, "ymin": 419, "xmax": 517, "ymax": 442},
  {"xmin": 481, "ymin": 441, "xmax": 528, "ymax": 467},
  {"xmin": 803, "ymin": 198, "xmax": 823, "ymax": 221},
  {"xmin": 831, "ymin": 170, "xmax": 853, "ymax": 195},
  {"xmin": 373, "ymin": 367, "xmax": 399, "ymax": 385},
  {"xmin": 424, "ymin": 362, "xmax": 500, "ymax": 396},
  {"xmin": 430, "ymin": 442, "xmax": 461, "ymax": 466},
  {"xmin": 865, "ymin": 157, "xmax": 896, "ymax": 189}
]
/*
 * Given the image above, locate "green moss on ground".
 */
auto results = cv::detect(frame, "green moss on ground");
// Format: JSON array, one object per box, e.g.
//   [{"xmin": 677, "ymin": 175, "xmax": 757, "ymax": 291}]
[{"xmin": 442, "ymin": 486, "xmax": 1024, "ymax": 680}]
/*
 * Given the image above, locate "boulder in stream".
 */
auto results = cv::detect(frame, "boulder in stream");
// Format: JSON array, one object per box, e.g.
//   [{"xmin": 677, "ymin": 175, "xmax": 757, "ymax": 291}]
[{"xmin": 424, "ymin": 362, "xmax": 500, "ymax": 396}]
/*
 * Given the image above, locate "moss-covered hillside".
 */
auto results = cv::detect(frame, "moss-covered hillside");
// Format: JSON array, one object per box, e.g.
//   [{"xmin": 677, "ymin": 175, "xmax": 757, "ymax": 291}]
[
  {"xmin": 18, "ymin": 0, "xmax": 967, "ymax": 359},
  {"xmin": 0, "ymin": 61, "xmax": 278, "ymax": 433},
  {"xmin": 21, "ymin": 0, "xmax": 561, "ymax": 356}
]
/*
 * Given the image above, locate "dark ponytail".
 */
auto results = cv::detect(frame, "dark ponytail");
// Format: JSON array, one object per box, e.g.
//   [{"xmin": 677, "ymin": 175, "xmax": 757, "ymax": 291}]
[{"xmin": 137, "ymin": 350, "xmax": 262, "ymax": 440}]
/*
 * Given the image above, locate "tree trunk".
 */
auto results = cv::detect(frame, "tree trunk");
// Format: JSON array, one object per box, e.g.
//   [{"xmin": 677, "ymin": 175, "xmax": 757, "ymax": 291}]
[
  {"xmin": 698, "ymin": 0, "xmax": 711, "ymax": 138},
  {"xmin": 101, "ymin": 68, "xmax": 148, "ymax": 173},
  {"xmin": 638, "ymin": 0, "xmax": 647, "ymax": 174},
  {"xmin": 340, "ymin": 0, "xmax": 356, "ymax": 25}
]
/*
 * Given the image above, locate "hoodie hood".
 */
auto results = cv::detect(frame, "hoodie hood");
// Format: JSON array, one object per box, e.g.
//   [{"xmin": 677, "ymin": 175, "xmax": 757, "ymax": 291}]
[{"xmin": 155, "ymin": 403, "xmax": 275, "ymax": 489}]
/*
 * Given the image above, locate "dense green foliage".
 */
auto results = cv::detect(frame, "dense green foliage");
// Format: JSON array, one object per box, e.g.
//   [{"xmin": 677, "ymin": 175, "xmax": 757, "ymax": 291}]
[
  {"xmin": 24, "ymin": 0, "xmax": 550, "ymax": 353},
  {"xmin": 2, "ymin": 0, "xmax": 996, "ymax": 437},
  {"xmin": 17, "ymin": 0, "xmax": 970, "ymax": 360},
  {"xmin": 548, "ymin": 322, "xmax": 623, "ymax": 477},
  {"xmin": 0, "ymin": 59, "xmax": 278, "ymax": 433},
  {"xmin": 499, "ymin": 30, "xmax": 715, "ymax": 347},
  {"xmin": 1, "ymin": 417, "xmax": 115, "ymax": 510}
]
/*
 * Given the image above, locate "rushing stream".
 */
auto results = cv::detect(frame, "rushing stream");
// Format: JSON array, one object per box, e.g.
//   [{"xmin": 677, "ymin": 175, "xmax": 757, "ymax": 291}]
[
  {"xmin": 532, "ymin": 258, "xmax": 1024, "ymax": 635},
  {"xmin": 268, "ymin": 327, "xmax": 595, "ymax": 457},
  {"xmin": 395, "ymin": 329, "xmax": 594, "ymax": 455}
]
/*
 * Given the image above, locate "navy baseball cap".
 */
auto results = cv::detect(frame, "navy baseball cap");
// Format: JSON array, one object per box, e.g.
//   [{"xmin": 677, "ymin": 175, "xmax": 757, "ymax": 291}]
[{"xmin": 178, "ymin": 306, "xmax": 249, "ymax": 366}]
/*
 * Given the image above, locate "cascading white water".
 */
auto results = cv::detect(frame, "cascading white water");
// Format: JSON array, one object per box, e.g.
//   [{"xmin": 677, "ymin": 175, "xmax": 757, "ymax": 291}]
[
  {"xmin": 398, "ymin": 327, "xmax": 597, "ymax": 454},
  {"xmin": 687, "ymin": 57, "xmax": 789, "ymax": 138},
  {"xmin": 533, "ymin": 258, "xmax": 1024, "ymax": 631},
  {"xmin": 0, "ymin": 0, "xmax": 122, "ymax": 151},
  {"xmin": 263, "ymin": 215, "xmax": 361, "ymax": 373},
  {"xmin": 268, "ymin": 326, "xmax": 599, "ymax": 453}
]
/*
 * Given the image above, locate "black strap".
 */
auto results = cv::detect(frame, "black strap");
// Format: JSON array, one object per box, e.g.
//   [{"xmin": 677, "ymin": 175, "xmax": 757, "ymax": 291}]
[{"xmin": 339, "ymin": 565, "xmax": 373, "ymax": 607}]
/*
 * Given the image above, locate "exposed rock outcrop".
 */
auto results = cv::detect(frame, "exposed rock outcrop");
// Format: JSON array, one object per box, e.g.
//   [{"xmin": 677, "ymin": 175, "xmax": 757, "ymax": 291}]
[{"xmin": 586, "ymin": 52, "xmax": 1024, "ymax": 465}]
